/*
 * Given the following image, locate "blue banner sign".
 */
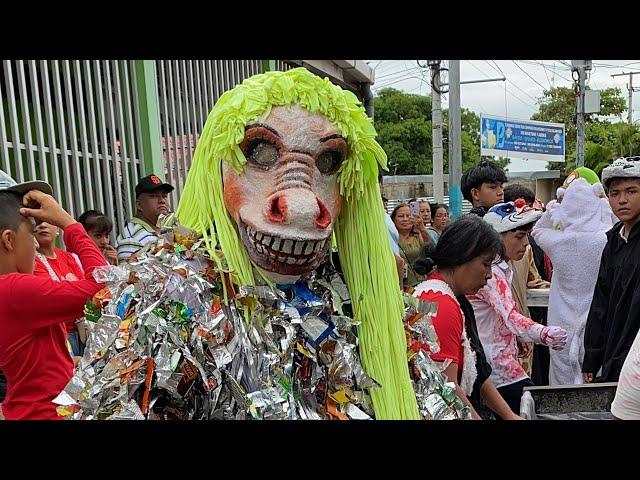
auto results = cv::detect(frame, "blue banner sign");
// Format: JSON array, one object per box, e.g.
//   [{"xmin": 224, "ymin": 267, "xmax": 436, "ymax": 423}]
[{"xmin": 480, "ymin": 115, "xmax": 565, "ymax": 162}]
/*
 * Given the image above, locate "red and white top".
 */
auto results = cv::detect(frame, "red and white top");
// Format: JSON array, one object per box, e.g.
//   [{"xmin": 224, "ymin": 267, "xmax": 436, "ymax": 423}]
[
  {"xmin": 34, "ymin": 249, "xmax": 84, "ymax": 333},
  {"xmin": 414, "ymin": 274, "xmax": 477, "ymax": 396},
  {"xmin": 468, "ymin": 260, "xmax": 545, "ymax": 388}
]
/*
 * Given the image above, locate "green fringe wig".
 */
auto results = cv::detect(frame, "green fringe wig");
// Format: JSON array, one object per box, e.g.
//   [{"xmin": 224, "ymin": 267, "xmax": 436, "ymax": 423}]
[{"xmin": 176, "ymin": 67, "xmax": 420, "ymax": 420}]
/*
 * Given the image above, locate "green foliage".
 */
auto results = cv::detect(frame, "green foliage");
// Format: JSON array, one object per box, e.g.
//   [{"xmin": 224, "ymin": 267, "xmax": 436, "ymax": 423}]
[
  {"xmin": 533, "ymin": 86, "xmax": 629, "ymax": 175},
  {"xmin": 374, "ymin": 88, "xmax": 510, "ymax": 176}
]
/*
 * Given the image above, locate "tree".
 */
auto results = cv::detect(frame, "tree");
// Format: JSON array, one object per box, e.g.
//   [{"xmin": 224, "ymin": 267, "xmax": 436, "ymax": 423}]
[
  {"xmin": 374, "ymin": 88, "xmax": 509, "ymax": 176},
  {"xmin": 532, "ymin": 86, "xmax": 627, "ymax": 174}
]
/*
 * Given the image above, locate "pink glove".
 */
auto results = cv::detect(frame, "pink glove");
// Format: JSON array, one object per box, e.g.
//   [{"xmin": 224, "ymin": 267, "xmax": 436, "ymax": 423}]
[{"xmin": 541, "ymin": 326, "xmax": 567, "ymax": 350}]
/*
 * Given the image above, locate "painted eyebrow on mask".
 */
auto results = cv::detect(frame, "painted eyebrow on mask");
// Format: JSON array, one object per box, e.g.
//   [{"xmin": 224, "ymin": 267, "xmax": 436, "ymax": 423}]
[
  {"xmin": 245, "ymin": 123, "xmax": 282, "ymax": 138},
  {"xmin": 319, "ymin": 133, "xmax": 345, "ymax": 142}
]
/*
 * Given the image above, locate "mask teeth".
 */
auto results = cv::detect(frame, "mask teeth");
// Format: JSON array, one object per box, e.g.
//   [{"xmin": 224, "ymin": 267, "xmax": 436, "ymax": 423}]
[{"xmin": 246, "ymin": 225, "xmax": 327, "ymax": 263}]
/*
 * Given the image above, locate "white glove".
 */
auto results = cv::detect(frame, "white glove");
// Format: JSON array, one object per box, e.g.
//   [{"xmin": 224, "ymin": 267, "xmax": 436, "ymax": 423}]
[{"xmin": 541, "ymin": 326, "xmax": 567, "ymax": 350}]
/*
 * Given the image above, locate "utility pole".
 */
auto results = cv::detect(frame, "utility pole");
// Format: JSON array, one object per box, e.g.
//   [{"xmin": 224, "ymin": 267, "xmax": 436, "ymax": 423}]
[
  {"xmin": 572, "ymin": 60, "xmax": 591, "ymax": 168},
  {"xmin": 448, "ymin": 60, "xmax": 462, "ymax": 219},
  {"xmin": 611, "ymin": 71, "xmax": 640, "ymax": 125},
  {"xmin": 418, "ymin": 60, "xmax": 505, "ymax": 209},
  {"xmin": 427, "ymin": 60, "xmax": 444, "ymax": 203}
]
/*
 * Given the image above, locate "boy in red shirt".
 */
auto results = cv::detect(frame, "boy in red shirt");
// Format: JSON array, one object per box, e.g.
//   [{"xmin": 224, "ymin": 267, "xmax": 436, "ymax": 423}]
[{"xmin": 0, "ymin": 171, "xmax": 107, "ymax": 420}]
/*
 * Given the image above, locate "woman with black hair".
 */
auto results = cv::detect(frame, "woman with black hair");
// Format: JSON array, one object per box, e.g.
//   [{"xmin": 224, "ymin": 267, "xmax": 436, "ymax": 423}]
[
  {"xmin": 391, "ymin": 203, "xmax": 430, "ymax": 288},
  {"xmin": 413, "ymin": 215, "xmax": 523, "ymax": 420},
  {"xmin": 427, "ymin": 204, "xmax": 450, "ymax": 244}
]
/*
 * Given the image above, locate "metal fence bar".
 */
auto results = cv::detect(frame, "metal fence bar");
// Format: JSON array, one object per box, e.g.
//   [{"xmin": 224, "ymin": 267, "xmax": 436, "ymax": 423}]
[
  {"xmin": 51, "ymin": 60, "xmax": 75, "ymax": 213},
  {"xmin": 209, "ymin": 60, "xmax": 219, "ymax": 104},
  {"xmin": 172, "ymin": 60, "xmax": 188, "ymax": 196},
  {"xmin": 92, "ymin": 60, "xmax": 117, "ymax": 232},
  {"xmin": 112, "ymin": 60, "xmax": 134, "ymax": 218},
  {"xmin": 0, "ymin": 66, "xmax": 11, "ymax": 175},
  {"xmin": 16, "ymin": 60, "xmax": 37, "ymax": 180},
  {"xmin": 4, "ymin": 61, "xmax": 24, "ymax": 180},
  {"xmin": 167, "ymin": 60, "xmax": 184, "ymax": 201},
  {"xmin": 73, "ymin": 60, "xmax": 94, "ymax": 210},
  {"xmin": 157, "ymin": 61, "xmax": 177, "ymax": 208},
  {"xmin": 40, "ymin": 61, "xmax": 64, "ymax": 202},
  {"xmin": 103, "ymin": 60, "xmax": 127, "ymax": 231},
  {"xmin": 129, "ymin": 61, "xmax": 146, "ymax": 179},
  {"xmin": 164, "ymin": 60, "xmax": 182, "ymax": 206},
  {"xmin": 180, "ymin": 61, "xmax": 193, "ymax": 169},
  {"xmin": 223, "ymin": 61, "xmax": 231, "ymax": 92},
  {"xmin": 187, "ymin": 60, "xmax": 199, "ymax": 149},
  {"xmin": 28, "ymin": 60, "xmax": 49, "ymax": 182},
  {"xmin": 62, "ymin": 60, "xmax": 84, "ymax": 216},
  {"xmin": 82, "ymin": 60, "xmax": 106, "ymax": 214},
  {"xmin": 195, "ymin": 60, "xmax": 205, "ymax": 131},
  {"xmin": 121, "ymin": 61, "xmax": 141, "ymax": 188}
]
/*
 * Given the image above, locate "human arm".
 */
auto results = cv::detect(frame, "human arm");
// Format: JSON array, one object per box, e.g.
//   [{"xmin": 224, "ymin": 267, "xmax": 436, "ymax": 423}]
[
  {"xmin": 480, "ymin": 378, "xmax": 524, "ymax": 420},
  {"xmin": 475, "ymin": 272, "xmax": 566, "ymax": 348},
  {"xmin": 525, "ymin": 247, "xmax": 550, "ymax": 289},
  {"xmin": 582, "ymin": 247, "xmax": 611, "ymax": 381},
  {"xmin": 11, "ymin": 190, "xmax": 107, "ymax": 330},
  {"xmin": 103, "ymin": 244, "xmax": 119, "ymax": 265},
  {"xmin": 442, "ymin": 362, "xmax": 482, "ymax": 420}
]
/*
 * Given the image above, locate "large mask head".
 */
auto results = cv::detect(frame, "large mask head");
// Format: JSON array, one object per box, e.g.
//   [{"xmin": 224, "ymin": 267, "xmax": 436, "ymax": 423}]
[
  {"xmin": 177, "ymin": 68, "xmax": 420, "ymax": 419},
  {"xmin": 222, "ymin": 105, "xmax": 343, "ymax": 279}
]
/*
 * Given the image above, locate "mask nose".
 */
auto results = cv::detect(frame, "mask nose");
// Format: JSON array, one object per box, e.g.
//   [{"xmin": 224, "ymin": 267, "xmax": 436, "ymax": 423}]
[{"xmin": 265, "ymin": 190, "xmax": 332, "ymax": 230}]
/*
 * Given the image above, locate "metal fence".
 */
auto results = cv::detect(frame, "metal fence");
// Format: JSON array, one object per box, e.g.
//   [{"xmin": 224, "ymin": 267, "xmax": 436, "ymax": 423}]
[
  {"xmin": 0, "ymin": 59, "xmax": 300, "ymax": 236},
  {"xmin": 0, "ymin": 60, "xmax": 145, "ymax": 237},
  {"xmin": 155, "ymin": 60, "xmax": 263, "ymax": 208}
]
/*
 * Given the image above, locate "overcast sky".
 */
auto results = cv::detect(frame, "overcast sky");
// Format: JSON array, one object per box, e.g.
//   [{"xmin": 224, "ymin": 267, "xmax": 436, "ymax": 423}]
[{"xmin": 368, "ymin": 60, "xmax": 640, "ymax": 171}]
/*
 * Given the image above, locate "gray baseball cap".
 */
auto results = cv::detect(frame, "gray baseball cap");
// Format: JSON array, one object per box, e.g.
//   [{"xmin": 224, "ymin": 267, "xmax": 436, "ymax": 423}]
[{"xmin": 0, "ymin": 169, "xmax": 53, "ymax": 196}]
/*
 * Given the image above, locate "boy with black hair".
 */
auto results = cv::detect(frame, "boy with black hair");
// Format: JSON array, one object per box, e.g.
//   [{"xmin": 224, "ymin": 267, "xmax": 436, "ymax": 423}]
[
  {"xmin": 461, "ymin": 159, "xmax": 507, "ymax": 217},
  {"xmin": 583, "ymin": 157, "xmax": 640, "ymax": 383},
  {"xmin": 0, "ymin": 170, "xmax": 107, "ymax": 419}
]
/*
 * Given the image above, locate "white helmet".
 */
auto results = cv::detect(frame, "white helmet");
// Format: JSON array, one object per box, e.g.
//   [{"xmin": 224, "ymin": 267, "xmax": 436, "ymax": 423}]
[
  {"xmin": 483, "ymin": 199, "xmax": 542, "ymax": 234},
  {"xmin": 601, "ymin": 156, "xmax": 640, "ymax": 188}
]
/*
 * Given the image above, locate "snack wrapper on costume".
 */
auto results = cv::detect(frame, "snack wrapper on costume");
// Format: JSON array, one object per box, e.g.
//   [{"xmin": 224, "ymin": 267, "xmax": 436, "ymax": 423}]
[
  {"xmin": 55, "ymin": 68, "xmax": 462, "ymax": 420},
  {"xmin": 56, "ymin": 216, "xmax": 455, "ymax": 420},
  {"xmin": 531, "ymin": 171, "xmax": 613, "ymax": 385}
]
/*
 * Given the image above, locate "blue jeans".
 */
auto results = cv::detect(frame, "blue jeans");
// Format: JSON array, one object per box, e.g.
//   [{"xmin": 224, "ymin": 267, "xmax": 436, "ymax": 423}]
[{"xmin": 67, "ymin": 331, "xmax": 84, "ymax": 357}]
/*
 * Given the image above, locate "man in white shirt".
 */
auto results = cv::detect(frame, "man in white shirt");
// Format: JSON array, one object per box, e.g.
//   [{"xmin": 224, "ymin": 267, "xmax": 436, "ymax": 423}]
[
  {"xmin": 115, "ymin": 174, "xmax": 174, "ymax": 261},
  {"xmin": 611, "ymin": 328, "xmax": 640, "ymax": 420}
]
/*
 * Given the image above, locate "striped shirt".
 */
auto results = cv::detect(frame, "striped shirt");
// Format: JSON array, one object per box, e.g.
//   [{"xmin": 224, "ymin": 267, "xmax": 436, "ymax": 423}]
[{"xmin": 115, "ymin": 217, "xmax": 158, "ymax": 261}]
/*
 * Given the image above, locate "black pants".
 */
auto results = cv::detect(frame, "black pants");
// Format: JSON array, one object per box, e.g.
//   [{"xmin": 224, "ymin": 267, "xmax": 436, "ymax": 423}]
[
  {"xmin": 530, "ymin": 306, "xmax": 550, "ymax": 386},
  {"xmin": 497, "ymin": 378, "xmax": 535, "ymax": 415}
]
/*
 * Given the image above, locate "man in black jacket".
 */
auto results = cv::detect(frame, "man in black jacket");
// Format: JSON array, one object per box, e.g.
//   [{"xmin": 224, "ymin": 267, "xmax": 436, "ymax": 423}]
[{"xmin": 583, "ymin": 157, "xmax": 640, "ymax": 383}]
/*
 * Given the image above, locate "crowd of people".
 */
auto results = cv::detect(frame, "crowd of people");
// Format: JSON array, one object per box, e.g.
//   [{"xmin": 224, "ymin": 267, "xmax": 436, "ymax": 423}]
[
  {"xmin": 2, "ymin": 151, "xmax": 640, "ymax": 421},
  {"xmin": 385, "ymin": 158, "xmax": 640, "ymax": 420},
  {"xmin": 0, "ymin": 171, "xmax": 177, "ymax": 419}
]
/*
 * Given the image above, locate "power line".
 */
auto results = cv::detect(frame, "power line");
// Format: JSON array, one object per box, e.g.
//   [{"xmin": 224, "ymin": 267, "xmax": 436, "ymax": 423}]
[
  {"xmin": 539, "ymin": 61, "xmax": 553, "ymax": 89},
  {"xmin": 512, "ymin": 60, "xmax": 548, "ymax": 91},
  {"xmin": 466, "ymin": 60, "xmax": 537, "ymax": 103},
  {"xmin": 376, "ymin": 65, "xmax": 422, "ymax": 80},
  {"xmin": 465, "ymin": 60, "xmax": 536, "ymax": 110},
  {"xmin": 374, "ymin": 74, "xmax": 428, "ymax": 90},
  {"xmin": 490, "ymin": 60, "xmax": 505, "ymax": 76},
  {"xmin": 483, "ymin": 60, "xmax": 503, "ymax": 77}
]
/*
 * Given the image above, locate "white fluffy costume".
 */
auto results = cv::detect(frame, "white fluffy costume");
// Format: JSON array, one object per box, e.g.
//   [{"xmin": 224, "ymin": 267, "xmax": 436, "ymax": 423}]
[{"xmin": 531, "ymin": 177, "xmax": 614, "ymax": 385}]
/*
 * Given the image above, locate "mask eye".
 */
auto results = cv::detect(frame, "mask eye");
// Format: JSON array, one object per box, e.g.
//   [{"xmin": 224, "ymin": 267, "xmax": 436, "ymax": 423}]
[
  {"xmin": 316, "ymin": 150, "xmax": 343, "ymax": 174},
  {"xmin": 246, "ymin": 141, "xmax": 279, "ymax": 167}
]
